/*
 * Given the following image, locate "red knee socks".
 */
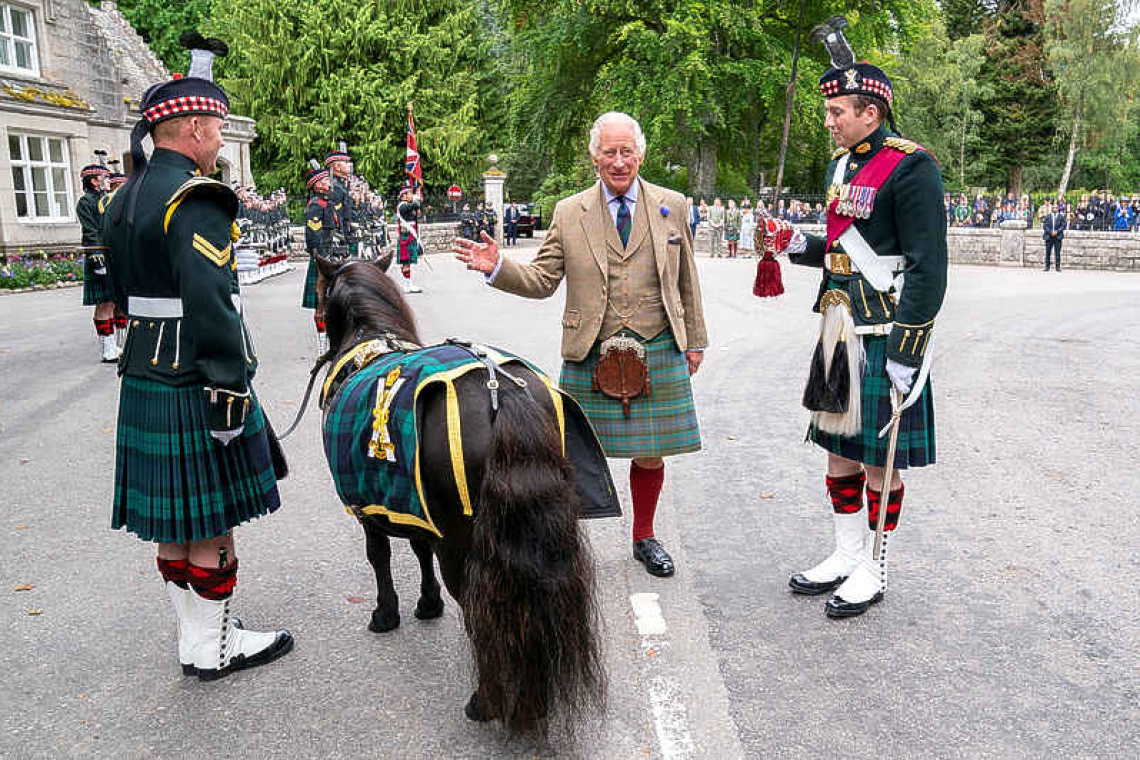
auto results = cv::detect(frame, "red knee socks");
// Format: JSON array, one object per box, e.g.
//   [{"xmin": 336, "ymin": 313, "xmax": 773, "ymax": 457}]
[
  {"xmin": 867, "ymin": 484, "xmax": 905, "ymax": 532},
  {"xmin": 187, "ymin": 559, "xmax": 238, "ymax": 600},
  {"xmin": 93, "ymin": 318, "xmax": 114, "ymax": 336},
  {"xmin": 826, "ymin": 471, "xmax": 866, "ymax": 514},
  {"xmin": 113, "ymin": 315, "xmax": 128, "ymax": 330},
  {"xmin": 157, "ymin": 557, "xmax": 189, "ymax": 589},
  {"xmin": 630, "ymin": 462, "xmax": 665, "ymax": 541}
]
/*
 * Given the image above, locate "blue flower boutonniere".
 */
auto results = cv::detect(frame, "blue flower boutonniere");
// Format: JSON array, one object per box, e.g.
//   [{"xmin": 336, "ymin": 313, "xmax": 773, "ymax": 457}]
[{"xmin": 659, "ymin": 205, "xmax": 670, "ymax": 218}]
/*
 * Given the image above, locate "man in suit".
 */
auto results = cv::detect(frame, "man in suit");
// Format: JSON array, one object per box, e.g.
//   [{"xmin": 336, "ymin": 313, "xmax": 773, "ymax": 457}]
[
  {"xmin": 686, "ymin": 197, "xmax": 700, "ymax": 239},
  {"xmin": 453, "ymin": 111, "xmax": 708, "ymax": 578},
  {"xmin": 503, "ymin": 201, "xmax": 521, "ymax": 247},
  {"xmin": 1042, "ymin": 201, "xmax": 1066, "ymax": 272}
]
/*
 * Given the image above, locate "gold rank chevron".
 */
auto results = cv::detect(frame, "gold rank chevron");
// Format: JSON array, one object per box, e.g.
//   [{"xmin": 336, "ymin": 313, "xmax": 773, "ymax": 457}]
[
  {"xmin": 307, "ymin": 219, "xmax": 322, "ymax": 231},
  {"xmin": 192, "ymin": 233, "xmax": 232, "ymax": 267}
]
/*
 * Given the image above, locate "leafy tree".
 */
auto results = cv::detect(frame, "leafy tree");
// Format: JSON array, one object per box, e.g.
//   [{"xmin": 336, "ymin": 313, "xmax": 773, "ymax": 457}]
[
  {"xmin": 943, "ymin": 0, "xmax": 995, "ymax": 41},
  {"xmin": 1045, "ymin": 0, "xmax": 1140, "ymax": 199},
  {"xmin": 205, "ymin": 0, "xmax": 505, "ymax": 200}
]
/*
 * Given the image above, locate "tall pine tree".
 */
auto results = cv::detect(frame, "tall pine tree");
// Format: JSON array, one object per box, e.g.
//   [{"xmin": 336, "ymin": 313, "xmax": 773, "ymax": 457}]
[{"xmin": 975, "ymin": 0, "xmax": 1057, "ymax": 195}]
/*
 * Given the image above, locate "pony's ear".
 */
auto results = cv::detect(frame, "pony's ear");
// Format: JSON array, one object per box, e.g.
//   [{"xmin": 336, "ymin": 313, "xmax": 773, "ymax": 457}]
[
  {"xmin": 375, "ymin": 250, "xmax": 393, "ymax": 274},
  {"xmin": 315, "ymin": 255, "xmax": 338, "ymax": 281}
]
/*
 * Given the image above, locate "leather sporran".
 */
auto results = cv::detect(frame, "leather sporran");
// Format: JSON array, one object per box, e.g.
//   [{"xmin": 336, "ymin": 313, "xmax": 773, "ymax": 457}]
[{"xmin": 592, "ymin": 335, "xmax": 651, "ymax": 419}]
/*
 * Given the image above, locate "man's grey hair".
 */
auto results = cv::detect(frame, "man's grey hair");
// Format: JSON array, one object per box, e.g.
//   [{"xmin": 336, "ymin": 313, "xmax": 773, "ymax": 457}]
[{"xmin": 588, "ymin": 112, "xmax": 647, "ymax": 158}]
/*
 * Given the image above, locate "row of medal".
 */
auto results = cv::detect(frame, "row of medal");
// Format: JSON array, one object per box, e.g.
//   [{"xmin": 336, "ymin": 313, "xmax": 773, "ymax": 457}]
[{"xmin": 827, "ymin": 183, "xmax": 877, "ymax": 220}]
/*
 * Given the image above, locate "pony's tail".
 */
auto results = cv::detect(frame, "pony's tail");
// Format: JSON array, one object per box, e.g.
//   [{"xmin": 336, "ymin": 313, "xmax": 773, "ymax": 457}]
[{"xmin": 463, "ymin": 385, "xmax": 605, "ymax": 737}]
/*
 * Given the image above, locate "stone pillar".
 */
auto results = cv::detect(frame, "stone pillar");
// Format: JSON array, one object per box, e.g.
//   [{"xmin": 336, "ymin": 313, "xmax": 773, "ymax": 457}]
[
  {"xmin": 999, "ymin": 218, "xmax": 1027, "ymax": 267},
  {"xmin": 482, "ymin": 153, "xmax": 505, "ymax": 250}
]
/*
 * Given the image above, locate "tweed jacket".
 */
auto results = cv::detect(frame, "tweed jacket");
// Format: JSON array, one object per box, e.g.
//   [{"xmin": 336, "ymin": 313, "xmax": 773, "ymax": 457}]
[{"xmin": 491, "ymin": 178, "xmax": 708, "ymax": 362}]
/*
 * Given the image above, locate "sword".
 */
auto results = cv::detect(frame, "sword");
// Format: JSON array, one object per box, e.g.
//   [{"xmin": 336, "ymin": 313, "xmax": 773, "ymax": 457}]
[{"xmin": 873, "ymin": 387, "xmax": 903, "ymax": 561}]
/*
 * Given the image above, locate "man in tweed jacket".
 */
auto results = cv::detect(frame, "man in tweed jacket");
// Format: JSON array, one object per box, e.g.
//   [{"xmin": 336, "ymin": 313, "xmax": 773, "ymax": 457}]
[{"xmin": 454, "ymin": 111, "xmax": 708, "ymax": 578}]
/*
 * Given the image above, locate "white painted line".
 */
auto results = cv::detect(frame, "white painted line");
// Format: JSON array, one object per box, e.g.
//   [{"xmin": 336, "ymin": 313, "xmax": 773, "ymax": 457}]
[
  {"xmin": 649, "ymin": 675, "xmax": 696, "ymax": 759},
  {"xmin": 630, "ymin": 592, "xmax": 667, "ymax": 636}
]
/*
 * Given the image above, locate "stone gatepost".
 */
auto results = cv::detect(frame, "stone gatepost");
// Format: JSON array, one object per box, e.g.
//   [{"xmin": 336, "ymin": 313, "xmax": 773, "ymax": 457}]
[
  {"xmin": 482, "ymin": 154, "xmax": 506, "ymax": 250},
  {"xmin": 999, "ymin": 219, "xmax": 1027, "ymax": 267}
]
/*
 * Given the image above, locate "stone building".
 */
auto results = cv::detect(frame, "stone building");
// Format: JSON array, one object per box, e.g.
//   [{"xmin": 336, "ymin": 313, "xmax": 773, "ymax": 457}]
[{"xmin": 0, "ymin": 0, "xmax": 256, "ymax": 257}]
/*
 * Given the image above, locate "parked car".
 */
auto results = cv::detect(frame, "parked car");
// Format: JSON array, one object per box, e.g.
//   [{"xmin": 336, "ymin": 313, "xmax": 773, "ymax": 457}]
[{"xmin": 516, "ymin": 203, "xmax": 542, "ymax": 237}]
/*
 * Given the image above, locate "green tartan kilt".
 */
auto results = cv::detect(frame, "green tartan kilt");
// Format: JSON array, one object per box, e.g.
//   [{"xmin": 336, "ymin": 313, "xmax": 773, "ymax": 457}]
[
  {"xmin": 112, "ymin": 376, "xmax": 282, "ymax": 543},
  {"xmin": 301, "ymin": 256, "xmax": 318, "ymax": 309},
  {"xmin": 808, "ymin": 334, "xmax": 936, "ymax": 469},
  {"xmin": 559, "ymin": 329, "xmax": 701, "ymax": 459},
  {"xmin": 82, "ymin": 258, "xmax": 113, "ymax": 306}
]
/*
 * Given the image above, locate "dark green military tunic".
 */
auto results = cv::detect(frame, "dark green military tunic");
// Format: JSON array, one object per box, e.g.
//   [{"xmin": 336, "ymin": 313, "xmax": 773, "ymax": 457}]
[
  {"xmin": 791, "ymin": 125, "xmax": 947, "ymax": 468},
  {"xmin": 78, "ymin": 189, "xmax": 112, "ymax": 305},
  {"xmin": 302, "ymin": 193, "xmax": 337, "ymax": 309},
  {"xmin": 329, "ymin": 175, "xmax": 355, "ymax": 255},
  {"xmin": 102, "ymin": 148, "xmax": 284, "ymax": 543}
]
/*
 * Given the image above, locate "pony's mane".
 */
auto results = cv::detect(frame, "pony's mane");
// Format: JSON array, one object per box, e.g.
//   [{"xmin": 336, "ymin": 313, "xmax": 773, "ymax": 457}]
[{"xmin": 324, "ymin": 262, "xmax": 421, "ymax": 356}]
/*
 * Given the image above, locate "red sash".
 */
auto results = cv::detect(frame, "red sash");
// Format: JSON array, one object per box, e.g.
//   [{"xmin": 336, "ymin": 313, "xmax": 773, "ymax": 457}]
[{"xmin": 825, "ymin": 145, "xmax": 917, "ymax": 252}]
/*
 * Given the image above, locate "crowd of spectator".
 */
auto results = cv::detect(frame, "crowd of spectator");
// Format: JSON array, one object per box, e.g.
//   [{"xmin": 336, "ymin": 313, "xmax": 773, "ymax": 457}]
[{"xmin": 946, "ymin": 191, "xmax": 1140, "ymax": 232}]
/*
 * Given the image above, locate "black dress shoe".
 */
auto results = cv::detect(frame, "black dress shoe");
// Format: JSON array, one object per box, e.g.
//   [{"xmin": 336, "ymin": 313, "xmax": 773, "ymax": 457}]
[
  {"xmin": 825, "ymin": 591, "xmax": 883, "ymax": 618},
  {"xmin": 788, "ymin": 573, "xmax": 846, "ymax": 595},
  {"xmin": 633, "ymin": 538, "xmax": 675, "ymax": 577}
]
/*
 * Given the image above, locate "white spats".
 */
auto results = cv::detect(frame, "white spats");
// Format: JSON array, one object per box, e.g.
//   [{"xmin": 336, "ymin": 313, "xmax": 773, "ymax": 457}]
[{"xmin": 100, "ymin": 334, "xmax": 122, "ymax": 362}]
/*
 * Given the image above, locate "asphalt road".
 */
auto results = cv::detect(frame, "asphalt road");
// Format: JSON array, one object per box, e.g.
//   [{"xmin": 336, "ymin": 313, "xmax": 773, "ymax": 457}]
[{"xmin": 1, "ymin": 238, "xmax": 1137, "ymax": 759}]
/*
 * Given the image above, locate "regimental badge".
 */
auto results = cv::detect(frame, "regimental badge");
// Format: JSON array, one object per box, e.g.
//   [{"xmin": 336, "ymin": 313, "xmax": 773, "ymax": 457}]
[{"xmin": 844, "ymin": 68, "xmax": 860, "ymax": 90}]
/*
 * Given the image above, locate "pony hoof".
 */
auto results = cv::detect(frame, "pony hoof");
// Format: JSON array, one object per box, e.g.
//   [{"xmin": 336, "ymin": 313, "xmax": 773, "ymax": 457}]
[
  {"xmin": 414, "ymin": 597, "xmax": 444, "ymax": 620},
  {"xmin": 368, "ymin": 610, "xmax": 400, "ymax": 633},
  {"xmin": 464, "ymin": 692, "xmax": 493, "ymax": 723}
]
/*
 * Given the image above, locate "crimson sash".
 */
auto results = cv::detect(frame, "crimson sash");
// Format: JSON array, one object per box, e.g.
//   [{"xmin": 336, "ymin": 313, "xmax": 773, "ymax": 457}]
[{"xmin": 825, "ymin": 145, "xmax": 918, "ymax": 252}]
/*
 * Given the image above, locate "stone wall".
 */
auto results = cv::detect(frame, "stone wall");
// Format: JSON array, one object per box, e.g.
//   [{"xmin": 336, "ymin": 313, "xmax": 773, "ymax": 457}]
[
  {"xmin": 288, "ymin": 221, "xmax": 466, "ymax": 259},
  {"xmin": 691, "ymin": 220, "xmax": 1140, "ymax": 272}
]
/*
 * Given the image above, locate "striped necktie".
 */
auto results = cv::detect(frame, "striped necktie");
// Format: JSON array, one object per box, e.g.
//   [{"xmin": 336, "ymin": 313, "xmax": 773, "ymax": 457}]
[{"xmin": 615, "ymin": 195, "xmax": 631, "ymax": 248}]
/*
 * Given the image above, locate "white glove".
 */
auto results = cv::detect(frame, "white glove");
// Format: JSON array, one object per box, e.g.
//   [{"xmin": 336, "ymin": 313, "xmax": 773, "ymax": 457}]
[
  {"xmin": 885, "ymin": 359, "xmax": 916, "ymax": 395},
  {"xmin": 785, "ymin": 228, "xmax": 807, "ymax": 254},
  {"xmin": 210, "ymin": 427, "xmax": 244, "ymax": 446}
]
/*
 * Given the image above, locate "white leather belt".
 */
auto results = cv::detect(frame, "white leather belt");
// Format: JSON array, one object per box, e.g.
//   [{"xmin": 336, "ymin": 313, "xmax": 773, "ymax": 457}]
[
  {"xmin": 129, "ymin": 295, "xmax": 242, "ymax": 318},
  {"xmin": 854, "ymin": 323, "xmax": 893, "ymax": 336}
]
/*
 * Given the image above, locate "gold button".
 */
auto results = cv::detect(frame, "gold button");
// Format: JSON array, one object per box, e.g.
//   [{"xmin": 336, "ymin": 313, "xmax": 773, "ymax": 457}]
[
  {"xmin": 149, "ymin": 322, "xmax": 155, "ymax": 329},
  {"xmin": 132, "ymin": 320, "xmax": 139, "ymax": 328}
]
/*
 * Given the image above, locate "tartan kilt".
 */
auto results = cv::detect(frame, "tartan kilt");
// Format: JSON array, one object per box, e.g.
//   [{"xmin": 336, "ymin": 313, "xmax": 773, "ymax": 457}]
[
  {"xmin": 111, "ymin": 376, "xmax": 283, "ymax": 543},
  {"xmin": 808, "ymin": 334, "xmax": 936, "ymax": 469},
  {"xmin": 82, "ymin": 258, "xmax": 113, "ymax": 306},
  {"xmin": 301, "ymin": 256, "xmax": 319, "ymax": 309},
  {"xmin": 398, "ymin": 232, "xmax": 420, "ymax": 264},
  {"xmin": 559, "ymin": 329, "xmax": 701, "ymax": 459}
]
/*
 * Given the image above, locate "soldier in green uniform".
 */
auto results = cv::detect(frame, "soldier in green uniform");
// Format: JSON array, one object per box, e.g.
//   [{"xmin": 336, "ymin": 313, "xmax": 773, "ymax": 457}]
[
  {"xmin": 103, "ymin": 32, "xmax": 293, "ymax": 678},
  {"xmin": 77, "ymin": 160, "xmax": 119, "ymax": 362},
  {"xmin": 325, "ymin": 144, "xmax": 356, "ymax": 256},
  {"xmin": 775, "ymin": 19, "xmax": 947, "ymax": 618},
  {"xmin": 396, "ymin": 186, "xmax": 423, "ymax": 293},
  {"xmin": 302, "ymin": 162, "xmax": 337, "ymax": 354}
]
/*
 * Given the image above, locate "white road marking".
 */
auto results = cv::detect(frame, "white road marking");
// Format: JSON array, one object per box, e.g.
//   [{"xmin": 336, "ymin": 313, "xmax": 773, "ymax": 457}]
[{"xmin": 630, "ymin": 593, "xmax": 696, "ymax": 759}]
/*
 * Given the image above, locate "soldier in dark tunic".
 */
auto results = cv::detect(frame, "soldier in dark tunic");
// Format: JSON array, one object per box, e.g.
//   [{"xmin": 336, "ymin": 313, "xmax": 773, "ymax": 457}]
[
  {"xmin": 102, "ymin": 32, "xmax": 293, "ymax": 679},
  {"xmin": 77, "ymin": 162, "xmax": 119, "ymax": 362},
  {"xmin": 459, "ymin": 202, "xmax": 476, "ymax": 241},
  {"xmin": 302, "ymin": 164, "xmax": 337, "ymax": 355},
  {"xmin": 396, "ymin": 186, "xmax": 423, "ymax": 293},
  {"xmin": 325, "ymin": 145, "xmax": 355, "ymax": 255},
  {"xmin": 775, "ymin": 21, "xmax": 947, "ymax": 618}
]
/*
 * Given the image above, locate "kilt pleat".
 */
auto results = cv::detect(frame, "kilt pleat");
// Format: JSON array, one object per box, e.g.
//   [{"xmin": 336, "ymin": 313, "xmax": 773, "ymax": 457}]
[
  {"xmin": 82, "ymin": 260, "xmax": 113, "ymax": 305},
  {"xmin": 301, "ymin": 256, "xmax": 318, "ymax": 309},
  {"xmin": 808, "ymin": 334, "xmax": 936, "ymax": 469},
  {"xmin": 559, "ymin": 329, "xmax": 701, "ymax": 459},
  {"xmin": 112, "ymin": 376, "xmax": 281, "ymax": 543}
]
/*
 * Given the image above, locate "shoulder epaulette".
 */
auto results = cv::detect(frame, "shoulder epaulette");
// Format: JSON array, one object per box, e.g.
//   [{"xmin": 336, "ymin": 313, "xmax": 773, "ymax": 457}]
[
  {"xmin": 884, "ymin": 137, "xmax": 921, "ymax": 155},
  {"xmin": 831, "ymin": 147, "xmax": 849, "ymax": 160},
  {"xmin": 164, "ymin": 177, "xmax": 239, "ymax": 233}
]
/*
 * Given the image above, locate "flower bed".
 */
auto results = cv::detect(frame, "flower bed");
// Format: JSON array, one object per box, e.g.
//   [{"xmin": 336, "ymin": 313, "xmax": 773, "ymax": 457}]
[{"xmin": 0, "ymin": 252, "xmax": 85, "ymax": 290}]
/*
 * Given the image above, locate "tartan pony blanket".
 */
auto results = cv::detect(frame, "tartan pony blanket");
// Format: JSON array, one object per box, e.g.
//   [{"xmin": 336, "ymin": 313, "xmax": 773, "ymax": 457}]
[{"xmin": 320, "ymin": 340, "xmax": 619, "ymax": 537}]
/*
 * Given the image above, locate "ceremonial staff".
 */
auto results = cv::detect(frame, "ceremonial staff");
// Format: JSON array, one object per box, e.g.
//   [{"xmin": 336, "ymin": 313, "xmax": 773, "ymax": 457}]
[{"xmin": 873, "ymin": 388, "xmax": 903, "ymax": 561}]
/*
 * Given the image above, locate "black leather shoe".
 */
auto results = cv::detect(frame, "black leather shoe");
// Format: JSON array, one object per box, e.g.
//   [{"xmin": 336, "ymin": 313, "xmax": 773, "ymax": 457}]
[
  {"xmin": 825, "ymin": 591, "xmax": 883, "ymax": 618},
  {"xmin": 633, "ymin": 538, "xmax": 675, "ymax": 577},
  {"xmin": 789, "ymin": 573, "xmax": 846, "ymax": 595}
]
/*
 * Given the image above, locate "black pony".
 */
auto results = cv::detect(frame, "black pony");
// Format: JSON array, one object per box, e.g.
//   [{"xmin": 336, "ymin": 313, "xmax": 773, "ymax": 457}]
[{"xmin": 312, "ymin": 255, "xmax": 607, "ymax": 737}]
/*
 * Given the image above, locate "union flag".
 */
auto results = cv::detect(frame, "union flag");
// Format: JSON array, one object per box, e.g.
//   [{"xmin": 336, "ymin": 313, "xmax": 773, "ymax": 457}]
[{"xmin": 405, "ymin": 105, "xmax": 422, "ymax": 190}]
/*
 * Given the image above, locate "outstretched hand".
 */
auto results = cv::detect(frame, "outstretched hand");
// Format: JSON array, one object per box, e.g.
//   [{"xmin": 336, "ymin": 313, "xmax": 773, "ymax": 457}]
[{"xmin": 452, "ymin": 231, "xmax": 500, "ymax": 274}]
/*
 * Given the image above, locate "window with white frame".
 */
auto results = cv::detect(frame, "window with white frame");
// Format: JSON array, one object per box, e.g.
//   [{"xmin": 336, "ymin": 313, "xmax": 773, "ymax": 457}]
[
  {"xmin": 8, "ymin": 133, "xmax": 74, "ymax": 221},
  {"xmin": 0, "ymin": 3, "xmax": 39, "ymax": 75}
]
